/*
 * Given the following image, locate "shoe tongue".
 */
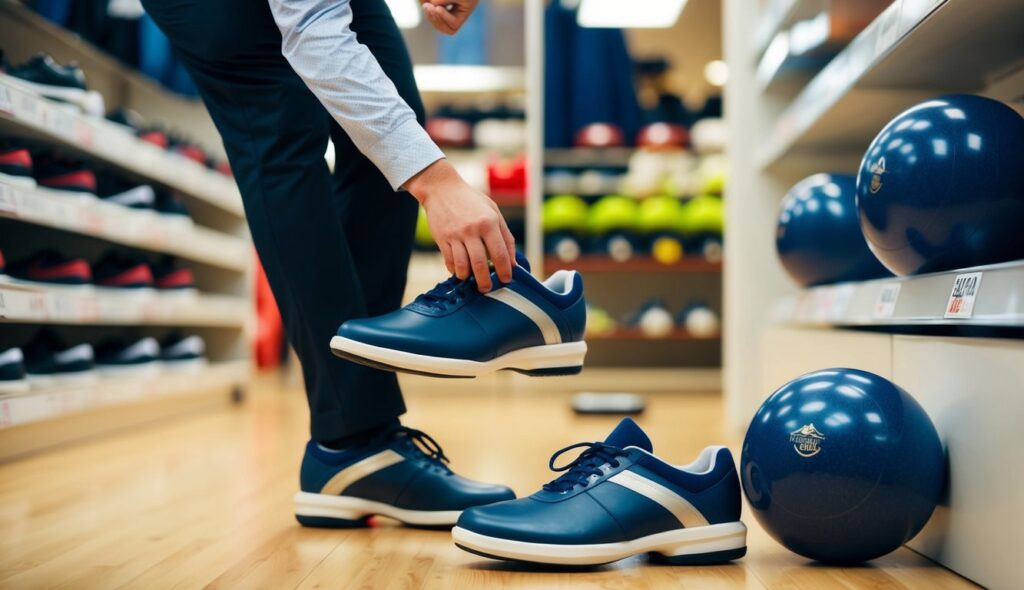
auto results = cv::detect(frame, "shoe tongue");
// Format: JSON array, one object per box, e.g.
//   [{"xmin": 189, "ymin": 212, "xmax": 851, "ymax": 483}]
[
  {"xmin": 603, "ymin": 417, "xmax": 653, "ymax": 452},
  {"xmin": 514, "ymin": 250, "xmax": 531, "ymax": 273}
]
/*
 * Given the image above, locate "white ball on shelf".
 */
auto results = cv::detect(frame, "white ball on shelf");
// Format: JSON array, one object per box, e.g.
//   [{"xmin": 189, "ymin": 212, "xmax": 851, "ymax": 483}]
[
  {"xmin": 685, "ymin": 307, "xmax": 720, "ymax": 338},
  {"xmin": 639, "ymin": 306, "xmax": 675, "ymax": 338}
]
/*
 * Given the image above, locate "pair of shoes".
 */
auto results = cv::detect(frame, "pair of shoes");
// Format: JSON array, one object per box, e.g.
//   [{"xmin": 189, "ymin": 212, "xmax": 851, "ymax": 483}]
[
  {"xmin": 5, "ymin": 53, "xmax": 105, "ymax": 116},
  {"xmin": 295, "ymin": 418, "xmax": 746, "ymax": 567},
  {"xmin": 331, "ymin": 252, "xmax": 588, "ymax": 378},
  {"xmin": 7, "ymin": 250, "xmax": 195, "ymax": 292}
]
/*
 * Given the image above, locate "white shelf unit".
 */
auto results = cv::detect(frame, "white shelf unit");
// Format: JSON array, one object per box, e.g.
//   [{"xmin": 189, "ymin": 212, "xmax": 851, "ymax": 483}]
[
  {"xmin": 724, "ymin": 1, "xmax": 1023, "ymax": 586},
  {"xmin": 0, "ymin": 179, "xmax": 248, "ymax": 271},
  {"xmin": 0, "ymin": 4, "xmax": 253, "ymax": 454},
  {"xmin": 0, "ymin": 75, "xmax": 244, "ymax": 217}
]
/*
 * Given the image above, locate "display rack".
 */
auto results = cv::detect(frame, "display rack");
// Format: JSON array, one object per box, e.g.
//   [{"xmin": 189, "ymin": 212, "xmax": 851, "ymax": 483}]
[
  {"xmin": 0, "ymin": 180, "xmax": 248, "ymax": 271},
  {"xmin": 724, "ymin": 1, "xmax": 1024, "ymax": 586},
  {"xmin": 776, "ymin": 260, "xmax": 1024, "ymax": 327},
  {"xmin": 757, "ymin": 0, "xmax": 1023, "ymax": 170},
  {"xmin": 0, "ymin": 5, "xmax": 252, "ymax": 456},
  {"xmin": 544, "ymin": 256, "xmax": 721, "ymax": 274}
]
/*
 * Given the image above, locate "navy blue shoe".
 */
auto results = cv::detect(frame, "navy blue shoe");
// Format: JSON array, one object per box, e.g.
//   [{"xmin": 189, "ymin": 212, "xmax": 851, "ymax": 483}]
[
  {"xmin": 452, "ymin": 418, "xmax": 747, "ymax": 566},
  {"xmin": 294, "ymin": 426, "xmax": 515, "ymax": 528},
  {"xmin": 331, "ymin": 253, "xmax": 587, "ymax": 378}
]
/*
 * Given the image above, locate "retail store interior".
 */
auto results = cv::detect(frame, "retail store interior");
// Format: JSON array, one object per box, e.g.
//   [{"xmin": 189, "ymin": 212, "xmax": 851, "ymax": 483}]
[{"xmin": 0, "ymin": 0, "xmax": 1021, "ymax": 588}]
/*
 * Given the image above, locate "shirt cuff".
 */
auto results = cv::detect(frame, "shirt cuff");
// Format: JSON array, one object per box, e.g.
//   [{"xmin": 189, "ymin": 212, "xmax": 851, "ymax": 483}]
[{"xmin": 363, "ymin": 118, "xmax": 446, "ymax": 191}]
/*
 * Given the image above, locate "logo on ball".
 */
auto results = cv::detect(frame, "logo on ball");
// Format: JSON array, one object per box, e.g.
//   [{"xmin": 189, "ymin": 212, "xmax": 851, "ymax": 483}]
[
  {"xmin": 869, "ymin": 157, "xmax": 886, "ymax": 193},
  {"xmin": 789, "ymin": 424, "xmax": 825, "ymax": 457}
]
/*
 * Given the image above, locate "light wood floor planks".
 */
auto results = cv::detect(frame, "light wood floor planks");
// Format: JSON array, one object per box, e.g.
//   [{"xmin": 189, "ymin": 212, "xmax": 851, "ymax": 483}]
[{"xmin": 0, "ymin": 374, "xmax": 977, "ymax": 589}]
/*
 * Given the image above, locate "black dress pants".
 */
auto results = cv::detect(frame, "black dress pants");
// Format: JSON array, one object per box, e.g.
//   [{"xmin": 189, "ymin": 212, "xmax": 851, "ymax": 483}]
[{"xmin": 142, "ymin": 0, "xmax": 421, "ymax": 440}]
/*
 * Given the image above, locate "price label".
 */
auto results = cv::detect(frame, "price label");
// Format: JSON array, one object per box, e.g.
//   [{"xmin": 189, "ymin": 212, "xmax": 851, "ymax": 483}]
[
  {"xmin": 873, "ymin": 283, "xmax": 901, "ymax": 318},
  {"xmin": 945, "ymin": 272, "xmax": 982, "ymax": 319},
  {"xmin": 0, "ymin": 84, "xmax": 13, "ymax": 114}
]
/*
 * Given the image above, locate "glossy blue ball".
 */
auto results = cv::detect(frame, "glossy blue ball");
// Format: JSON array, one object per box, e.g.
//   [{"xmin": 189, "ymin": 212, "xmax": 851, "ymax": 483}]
[
  {"xmin": 857, "ymin": 95, "xmax": 1024, "ymax": 275},
  {"xmin": 741, "ymin": 368, "xmax": 944, "ymax": 563},
  {"xmin": 776, "ymin": 173, "xmax": 891, "ymax": 287}
]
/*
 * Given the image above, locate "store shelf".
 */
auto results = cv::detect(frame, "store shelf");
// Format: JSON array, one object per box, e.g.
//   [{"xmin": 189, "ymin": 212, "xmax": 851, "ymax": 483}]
[
  {"xmin": 0, "ymin": 280, "xmax": 248, "ymax": 327},
  {"xmin": 545, "ymin": 256, "xmax": 722, "ymax": 274},
  {"xmin": 0, "ymin": 75, "xmax": 244, "ymax": 217},
  {"xmin": 752, "ymin": 0, "xmax": 825, "ymax": 60},
  {"xmin": 0, "ymin": 180, "xmax": 249, "ymax": 272},
  {"xmin": 588, "ymin": 327, "xmax": 720, "ymax": 341},
  {"xmin": 0, "ymin": 360, "xmax": 248, "ymax": 429},
  {"xmin": 757, "ymin": 0, "xmax": 1024, "ymax": 170},
  {"xmin": 544, "ymin": 148, "xmax": 635, "ymax": 169},
  {"xmin": 776, "ymin": 260, "xmax": 1024, "ymax": 327}
]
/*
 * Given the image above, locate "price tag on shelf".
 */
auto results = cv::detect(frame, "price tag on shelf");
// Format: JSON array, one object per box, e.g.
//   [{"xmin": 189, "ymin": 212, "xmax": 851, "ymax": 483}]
[
  {"xmin": 945, "ymin": 272, "xmax": 983, "ymax": 319},
  {"xmin": 0, "ymin": 84, "xmax": 13, "ymax": 114},
  {"xmin": 873, "ymin": 283, "xmax": 901, "ymax": 319}
]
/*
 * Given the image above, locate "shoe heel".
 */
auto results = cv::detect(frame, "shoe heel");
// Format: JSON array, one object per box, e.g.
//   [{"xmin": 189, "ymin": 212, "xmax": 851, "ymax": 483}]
[
  {"xmin": 649, "ymin": 546, "xmax": 747, "ymax": 565},
  {"xmin": 295, "ymin": 514, "xmax": 369, "ymax": 529},
  {"xmin": 514, "ymin": 365, "xmax": 583, "ymax": 377},
  {"xmin": 294, "ymin": 491, "xmax": 370, "ymax": 528}
]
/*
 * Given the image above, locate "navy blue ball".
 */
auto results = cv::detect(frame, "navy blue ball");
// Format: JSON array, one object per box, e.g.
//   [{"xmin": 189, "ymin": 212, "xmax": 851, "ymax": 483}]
[
  {"xmin": 857, "ymin": 95, "xmax": 1024, "ymax": 275},
  {"xmin": 776, "ymin": 174, "xmax": 892, "ymax": 287},
  {"xmin": 741, "ymin": 368, "xmax": 944, "ymax": 564}
]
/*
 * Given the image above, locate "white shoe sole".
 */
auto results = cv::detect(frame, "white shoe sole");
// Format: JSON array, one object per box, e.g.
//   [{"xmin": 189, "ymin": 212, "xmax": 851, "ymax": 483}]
[
  {"xmin": 0, "ymin": 379, "xmax": 30, "ymax": 395},
  {"xmin": 3, "ymin": 75, "xmax": 105, "ymax": 116},
  {"xmin": 452, "ymin": 522, "xmax": 747, "ymax": 566},
  {"xmin": 293, "ymin": 491, "xmax": 462, "ymax": 527},
  {"xmin": 329, "ymin": 336, "xmax": 587, "ymax": 378},
  {"xmin": 0, "ymin": 173, "xmax": 37, "ymax": 188}
]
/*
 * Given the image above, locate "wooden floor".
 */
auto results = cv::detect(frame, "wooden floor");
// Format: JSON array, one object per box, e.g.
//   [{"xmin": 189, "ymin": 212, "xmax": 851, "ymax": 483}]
[{"xmin": 0, "ymin": 374, "xmax": 976, "ymax": 589}]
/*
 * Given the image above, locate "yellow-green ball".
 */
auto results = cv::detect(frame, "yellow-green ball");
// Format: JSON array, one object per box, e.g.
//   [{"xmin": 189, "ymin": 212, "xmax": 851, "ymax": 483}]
[
  {"xmin": 543, "ymin": 194, "xmax": 590, "ymax": 233},
  {"xmin": 637, "ymin": 195, "xmax": 684, "ymax": 234},
  {"xmin": 415, "ymin": 206, "xmax": 433, "ymax": 247},
  {"xmin": 588, "ymin": 195, "xmax": 638, "ymax": 235},
  {"xmin": 679, "ymin": 195, "xmax": 724, "ymax": 236}
]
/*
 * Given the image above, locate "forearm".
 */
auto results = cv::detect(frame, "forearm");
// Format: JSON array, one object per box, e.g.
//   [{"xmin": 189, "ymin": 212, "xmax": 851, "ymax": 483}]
[{"xmin": 267, "ymin": 0, "xmax": 443, "ymax": 190}]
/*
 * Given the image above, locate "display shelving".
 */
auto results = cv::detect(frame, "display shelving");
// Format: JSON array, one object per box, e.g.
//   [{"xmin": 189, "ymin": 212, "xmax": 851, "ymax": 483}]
[
  {"xmin": 0, "ymin": 180, "xmax": 248, "ymax": 271},
  {"xmin": 0, "ymin": 280, "xmax": 248, "ymax": 327},
  {"xmin": 587, "ymin": 327, "xmax": 720, "ymax": 341},
  {"xmin": 544, "ymin": 255, "xmax": 721, "ymax": 274},
  {"xmin": 776, "ymin": 260, "xmax": 1024, "ymax": 328},
  {"xmin": 0, "ymin": 76, "xmax": 244, "ymax": 217},
  {"xmin": 0, "ymin": 360, "xmax": 248, "ymax": 430},
  {"xmin": 757, "ymin": 0, "xmax": 1023, "ymax": 170}
]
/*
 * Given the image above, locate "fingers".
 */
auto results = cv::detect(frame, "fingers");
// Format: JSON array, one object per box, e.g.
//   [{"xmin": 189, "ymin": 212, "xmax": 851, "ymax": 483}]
[
  {"xmin": 484, "ymin": 225, "xmax": 513, "ymax": 284},
  {"xmin": 465, "ymin": 239, "xmax": 493, "ymax": 292},
  {"xmin": 451, "ymin": 241, "xmax": 471, "ymax": 280},
  {"xmin": 440, "ymin": 242, "xmax": 455, "ymax": 276},
  {"xmin": 422, "ymin": 3, "xmax": 461, "ymax": 34},
  {"xmin": 497, "ymin": 214, "xmax": 517, "ymax": 266}
]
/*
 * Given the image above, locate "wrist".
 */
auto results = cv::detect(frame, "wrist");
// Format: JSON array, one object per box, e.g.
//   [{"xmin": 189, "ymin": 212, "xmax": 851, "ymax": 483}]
[{"xmin": 405, "ymin": 158, "xmax": 457, "ymax": 205}]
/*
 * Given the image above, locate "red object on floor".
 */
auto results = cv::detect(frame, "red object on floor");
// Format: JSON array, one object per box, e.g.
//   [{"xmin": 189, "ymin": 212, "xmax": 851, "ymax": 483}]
[{"xmin": 254, "ymin": 256, "xmax": 284, "ymax": 369}]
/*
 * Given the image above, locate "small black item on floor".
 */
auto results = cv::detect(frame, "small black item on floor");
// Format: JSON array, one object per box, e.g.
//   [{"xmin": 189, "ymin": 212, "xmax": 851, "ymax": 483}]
[{"xmin": 571, "ymin": 392, "xmax": 646, "ymax": 415}]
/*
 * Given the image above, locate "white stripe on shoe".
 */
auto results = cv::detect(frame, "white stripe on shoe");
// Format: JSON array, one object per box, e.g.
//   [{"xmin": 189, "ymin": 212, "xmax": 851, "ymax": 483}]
[
  {"xmin": 319, "ymin": 449, "xmax": 404, "ymax": 495},
  {"xmin": 608, "ymin": 470, "xmax": 710, "ymax": 528},
  {"xmin": 485, "ymin": 288, "xmax": 562, "ymax": 344}
]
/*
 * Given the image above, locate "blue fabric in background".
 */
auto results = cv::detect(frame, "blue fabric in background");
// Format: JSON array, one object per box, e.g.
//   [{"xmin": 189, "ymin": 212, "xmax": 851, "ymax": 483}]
[
  {"xmin": 139, "ymin": 13, "xmax": 198, "ymax": 97},
  {"xmin": 544, "ymin": 1, "xmax": 643, "ymax": 147},
  {"xmin": 34, "ymin": 0, "xmax": 73, "ymax": 26},
  {"xmin": 438, "ymin": 1, "xmax": 489, "ymax": 65}
]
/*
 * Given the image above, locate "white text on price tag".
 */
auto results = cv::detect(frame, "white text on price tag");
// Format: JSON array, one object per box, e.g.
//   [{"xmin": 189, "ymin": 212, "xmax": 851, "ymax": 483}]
[
  {"xmin": 945, "ymin": 272, "xmax": 983, "ymax": 319},
  {"xmin": 873, "ymin": 283, "xmax": 901, "ymax": 318}
]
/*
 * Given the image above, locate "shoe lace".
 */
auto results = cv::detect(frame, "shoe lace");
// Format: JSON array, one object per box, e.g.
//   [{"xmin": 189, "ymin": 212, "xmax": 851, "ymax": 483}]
[
  {"xmin": 413, "ymin": 276, "xmax": 476, "ymax": 311},
  {"xmin": 393, "ymin": 426, "xmax": 452, "ymax": 472},
  {"xmin": 542, "ymin": 442, "xmax": 629, "ymax": 493}
]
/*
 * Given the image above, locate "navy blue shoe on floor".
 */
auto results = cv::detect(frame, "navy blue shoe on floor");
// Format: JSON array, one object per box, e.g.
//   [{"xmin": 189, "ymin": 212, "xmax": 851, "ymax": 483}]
[
  {"xmin": 452, "ymin": 418, "xmax": 747, "ymax": 566},
  {"xmin": 294, "ymin": 426, "xmax": 515, "ymax": 528},
  {"xmin": 330, "ymin": 253, "xmax": 587, "ymax": 378}
]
